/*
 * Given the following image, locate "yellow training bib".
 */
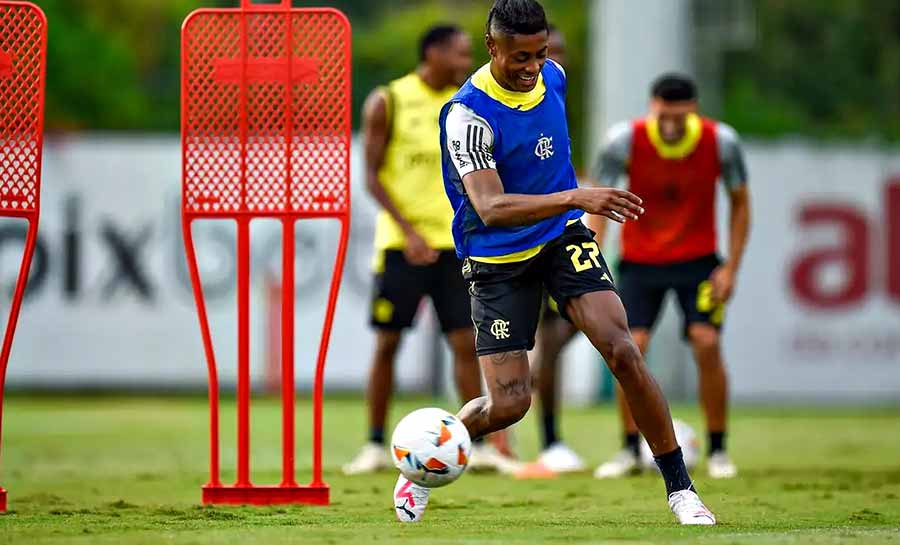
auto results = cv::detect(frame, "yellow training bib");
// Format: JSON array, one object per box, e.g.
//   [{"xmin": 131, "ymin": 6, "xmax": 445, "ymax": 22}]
[{"xmin": 374, "ymin": 73, "xmax": 457, "ymax": 252}]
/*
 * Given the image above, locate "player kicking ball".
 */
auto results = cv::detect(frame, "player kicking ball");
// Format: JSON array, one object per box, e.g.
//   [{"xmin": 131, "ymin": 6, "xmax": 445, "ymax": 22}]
[{"xmin": 393, "ymin": 0, "xmax": 716, "ymax": 525}]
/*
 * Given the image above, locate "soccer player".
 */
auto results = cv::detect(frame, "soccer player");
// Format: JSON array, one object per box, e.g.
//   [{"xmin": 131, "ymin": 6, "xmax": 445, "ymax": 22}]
[
  {"xmin": 393, "ymin": 0, "xmax": 716, "ymax": 525},
  {"xmin": 344, "ymin": 24, "xmax": 514, "ymax": 475},
  {"xmin": 591, "ymin": 74, "xmax": 750, "ymax": 480}
]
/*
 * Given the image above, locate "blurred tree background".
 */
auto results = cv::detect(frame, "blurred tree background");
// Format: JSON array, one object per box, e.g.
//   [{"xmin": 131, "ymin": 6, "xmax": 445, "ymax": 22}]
[
  {"xmin": 33, "ymin": 0, "xmax": 900, "ymax": 158},
  {"xmin": 720, "ymin": 0, "xmax": 900, "ymax": 143}
]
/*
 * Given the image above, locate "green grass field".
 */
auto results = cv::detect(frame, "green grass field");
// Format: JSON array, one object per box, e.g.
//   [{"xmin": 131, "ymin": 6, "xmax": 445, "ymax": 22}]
[{"xmin": 0, "ymin": 395, "xmax": 898, "ymax": 545}]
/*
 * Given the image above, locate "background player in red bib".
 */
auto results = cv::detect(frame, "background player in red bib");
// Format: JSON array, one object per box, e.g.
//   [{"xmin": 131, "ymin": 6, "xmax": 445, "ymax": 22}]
[{"xmin": 592, "ymin": 74, "xmax": 751, "ymax": 480}]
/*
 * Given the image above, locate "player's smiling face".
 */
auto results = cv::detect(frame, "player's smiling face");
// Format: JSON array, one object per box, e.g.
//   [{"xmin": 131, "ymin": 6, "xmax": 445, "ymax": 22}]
[
  {"xmin": 486, "ymin": 30, "xmax": 549, "ymax": 92},
  {"xmin": 651, "ymin": 99, "xmax": 698, "ymax": 144}
]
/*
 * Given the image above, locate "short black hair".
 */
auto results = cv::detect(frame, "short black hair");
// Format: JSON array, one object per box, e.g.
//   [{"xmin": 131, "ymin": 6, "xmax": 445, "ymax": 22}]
[
  {"xmin": 419, "ymin": 24, "xmax": 463, "ymax": 62},
  {"xmin": 651, "ymin": 73, "xmax": 698, "ymax": 102},
  {"xmin": 486, "ymin": 0, "xmax": 548, "ymax": 37}
]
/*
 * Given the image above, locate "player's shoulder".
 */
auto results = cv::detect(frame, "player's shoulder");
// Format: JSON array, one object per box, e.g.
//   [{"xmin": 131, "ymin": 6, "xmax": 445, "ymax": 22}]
[
  {"xmin": 443, "ymin": 102, "xmax": 493, "ymax": 134},
  {"xmin": 363, "ymin": 86, "xmax": 390, "ymax": 119},
  {"xmin": 712, "ymin": 120, "xmax": 745, "ymax": 161},
  {"xmin": 713, "ymin": 120, "xmax": 741, "ymax": 143},
  {"xmin": 454, "ymin": 65, "xmax": 500, "ymax": 108},
  {"xmin": 599, "ymin": 121, "xmax": 633, "ymax": 162},
  {"xmin": 443, "ymin": 78, "xmax": 494, "ymax": 126},
  {"xmin": 543, "ymin": 59, "xmax": 567, "ymax": 95},
  {"xmin": 386, "ymin": 72, "xmax": 417, "ymax": 91},
  {"xmin": 445, "ymin": 102, "xmax": 480, "ymax": 121},
  {"xmin": 382, "ymin": 73, "xmax": 425, "ymax": 109},
  {"xmin": 605, "ymin": 121, "xmax": 634, "ymax": 145},
  {"xmin": 366, "ymin": 84, "xmax": 389, "ymax": 103},
  {"xmin": 544, "ymin": 59, "xmax": 566, "ymax": 79}
]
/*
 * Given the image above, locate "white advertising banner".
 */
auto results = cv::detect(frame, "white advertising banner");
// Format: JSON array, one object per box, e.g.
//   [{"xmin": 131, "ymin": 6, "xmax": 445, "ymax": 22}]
[
  {"xmin": 1, "ymin": 135, "xmax": 436, "ymax": 391},
  {"xmin": 724, "ymin": 142, "xmax": 900, "ymax": 402},
  {"xmin": 2, "ymin": 135, "xmax": 898, "ymax": 402}
]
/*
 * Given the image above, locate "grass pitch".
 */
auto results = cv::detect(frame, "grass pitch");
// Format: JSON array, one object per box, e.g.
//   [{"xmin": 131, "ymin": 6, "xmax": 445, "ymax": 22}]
[{"xmin": 0, "ymin": 395, "xmax": 898, "ymax": 544}]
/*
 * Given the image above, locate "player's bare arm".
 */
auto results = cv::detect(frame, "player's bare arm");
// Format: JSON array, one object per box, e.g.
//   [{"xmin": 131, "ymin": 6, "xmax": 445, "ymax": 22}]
[
  {"xmin": 362, "ymin": 89, "xmax": 438, "ymax": 266},
  {"xmin": 461, "ymin": 168, "xmax": 644, "ymax": 227},
  {"xmin": 711, "ymin": 184, "xmax": 751, "ymax": 303}
]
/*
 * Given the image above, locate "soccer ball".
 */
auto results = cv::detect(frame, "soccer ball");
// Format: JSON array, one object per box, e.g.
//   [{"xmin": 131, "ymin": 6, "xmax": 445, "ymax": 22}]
[
  {"xmin": 390, "ymin": 408, "xmax": 472, "ymax": 488},
  {"xmin": 640, "ymin": 419, "xmax": 701, "ymax": 470}
]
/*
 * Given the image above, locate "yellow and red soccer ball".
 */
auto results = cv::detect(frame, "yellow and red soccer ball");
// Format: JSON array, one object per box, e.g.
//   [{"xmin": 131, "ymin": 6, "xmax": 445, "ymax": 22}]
[{"xmin": 391, "ymin": 408, "xmax": 472, "ymax": 488}]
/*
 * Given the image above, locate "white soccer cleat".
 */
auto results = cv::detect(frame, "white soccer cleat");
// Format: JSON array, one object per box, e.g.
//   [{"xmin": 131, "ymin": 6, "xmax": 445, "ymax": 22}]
[
  {"xmin": 538, "ymin": 443, "xmax": 586, "ymax": 473},
  {"xmin": 668, "ymin": 489, "xmax": 716, "ymax": 525},
  {"xmin": 342, "ymin": 442, "xmax": 391, "ymax": 475},
  {"xmin": 593, "ymin": 448, "xmax": 641, "ymax": 479},
  {"xmin": 707, "ymin": 451, "xmax": 738, "ymax": 479},
  {"xmin": 393, "ymin": 475, "xmax": 430, "ymax": 523},
  {"xmin": 468, "ymin": 442, "xmax": 521, "ymax": 474}
]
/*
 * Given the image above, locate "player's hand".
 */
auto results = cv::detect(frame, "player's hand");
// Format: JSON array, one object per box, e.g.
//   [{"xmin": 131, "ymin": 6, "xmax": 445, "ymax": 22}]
[
  {"xmin": 709, "ymin": 265, "xmax": 736, "ymax": 303},
  {"xmin": 403, "ymin": 229, "xmax": 439, "ymax": 266},
  {"xmin": 573, "ymin": 187, "xmax": 644, "ymax": 223}
]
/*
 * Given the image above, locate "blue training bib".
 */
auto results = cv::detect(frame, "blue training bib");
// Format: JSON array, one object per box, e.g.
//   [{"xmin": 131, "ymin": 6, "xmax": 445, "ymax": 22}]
[{"xmin": 439, "ymin": 61, "xmax": 583, "ymax": 259}]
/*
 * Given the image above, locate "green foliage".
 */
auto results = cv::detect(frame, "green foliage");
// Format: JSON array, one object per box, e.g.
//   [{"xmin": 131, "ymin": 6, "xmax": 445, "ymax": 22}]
[
  {"xmin": 38, "ymin": 0, "xmax": 198, "ymax": 130},
  {"xmin": 30, "ymin": 0, "xmax": 900, "ymax": 146},
  {"xmin": 722, "ymin": 0, "xmax": 900, "ymax": 143},
  {"xmin": 35, "ymin": 0, "xmax": 589, "ymax": 162}
]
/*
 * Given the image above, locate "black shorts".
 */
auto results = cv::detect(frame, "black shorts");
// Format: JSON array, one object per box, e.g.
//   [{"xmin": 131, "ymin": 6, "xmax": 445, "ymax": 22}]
[
  {"xmin": 463, "ymin": 222, "xmax": 617, "ymax": 356},
  {"xmin": 617, "ymin": 254, "xmax": 724, "ymax": 336},
  {"xmin": 370, "ymin": 250, "xmax": 471, "ymax": 332}
]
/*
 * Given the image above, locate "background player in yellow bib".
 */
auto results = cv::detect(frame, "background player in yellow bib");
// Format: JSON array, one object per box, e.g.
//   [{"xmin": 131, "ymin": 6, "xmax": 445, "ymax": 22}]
[{"xmin": 344, "ymin": 24, "xmax": 515, "ymax": 475}]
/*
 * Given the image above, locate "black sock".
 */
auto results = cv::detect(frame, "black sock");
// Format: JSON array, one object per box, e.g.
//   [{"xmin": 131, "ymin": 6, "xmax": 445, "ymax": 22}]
[
  {"xmin": 708, "ymin": 432, "xmax": 725, "ymax": 455},
  {"xmin": 654, "ymin": 447, "xmax": 696, "ymax": 496},
  {"xmin": 624, "ymin": 432, "xmax": 640, "ymax": 457},
  {"xmin": 369, "ymin": 427, "xmax": 385, "ymax": 445},
  {"xmin": 542, "ymin": 410, "xmax": 559, "ymax": 449}
]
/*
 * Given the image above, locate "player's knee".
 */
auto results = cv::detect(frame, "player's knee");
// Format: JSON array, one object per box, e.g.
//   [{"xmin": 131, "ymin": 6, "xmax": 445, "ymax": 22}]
[
  {"xmin": 606, "ymin": 336, "xmax": 643, "ymax": 381},
  {"xmin": 501, "ymin": 396, "xmax": 531, "ymax": 427},
  {"xmin": 688, "ymin": 326, "xmax": 720, "ymax": 356},
  {"xmin": 490, "ymin": 391, "xmax": 531, "ymax": 428}
]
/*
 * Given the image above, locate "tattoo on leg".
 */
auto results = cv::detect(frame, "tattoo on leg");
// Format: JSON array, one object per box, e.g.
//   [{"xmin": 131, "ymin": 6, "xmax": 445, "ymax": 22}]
[
  {"xmin": 489, "ymin": 350, "xmax": 526, "ymax": 366},
  {"xmin": 496, "ymin": 377, "xmax": 529, "ymax": 397}
]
